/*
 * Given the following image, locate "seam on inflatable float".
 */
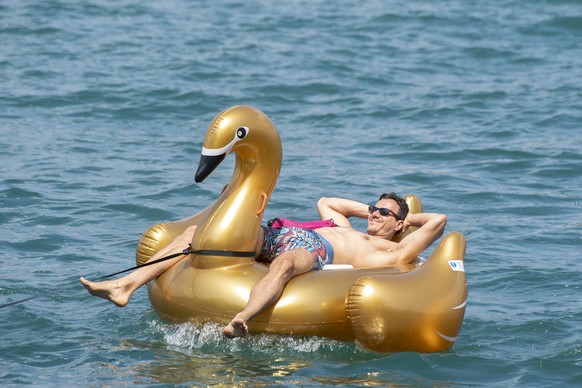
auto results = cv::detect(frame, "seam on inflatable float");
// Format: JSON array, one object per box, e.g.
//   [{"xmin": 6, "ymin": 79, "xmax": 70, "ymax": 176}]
[
  {"xmin": 436, "ymin": 331, "xmax": 458, "ymax": 343},
  {"xmin": 452, "ymin": 298, "xmax": 468, "ymax": 310}
]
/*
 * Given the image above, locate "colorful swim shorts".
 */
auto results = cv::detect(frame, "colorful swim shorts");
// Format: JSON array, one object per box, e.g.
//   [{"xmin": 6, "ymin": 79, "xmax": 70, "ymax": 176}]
[{"xmin": 257, "ymin": 226, "xmax": 334, "ymax": 270}]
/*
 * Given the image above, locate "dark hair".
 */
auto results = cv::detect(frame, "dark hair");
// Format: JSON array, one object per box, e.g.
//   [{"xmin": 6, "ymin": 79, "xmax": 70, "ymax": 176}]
[{"xmin": 378, "ymin": 192, "xmax": 409, "ymax": 220}]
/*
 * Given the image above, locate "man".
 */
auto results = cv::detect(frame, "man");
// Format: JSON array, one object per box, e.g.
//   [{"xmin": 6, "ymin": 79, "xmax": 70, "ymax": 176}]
[{"xmin": 80, "ymin": 192, "xmax": 446, "ymax": 339}]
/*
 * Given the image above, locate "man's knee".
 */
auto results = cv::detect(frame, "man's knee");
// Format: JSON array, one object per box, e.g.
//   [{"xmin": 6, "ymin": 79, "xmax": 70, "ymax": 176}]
[
  {"xmin": 181, "ymin": 225, "xmax": 198, "ymax": 239},
  {"xmin": 173, "ymin": 225, "xmax": 197, "ymax": 246},
  {"xmin": 185, "ymin": 225, "xmax": 198, "ymax": 235},
  {"xmin": 271, "ymin": 249, "xmax": 313, "ymax": 277},
  {"xmin": 270, "ymin": 255, "xmax": 296, "ymax": 277}
]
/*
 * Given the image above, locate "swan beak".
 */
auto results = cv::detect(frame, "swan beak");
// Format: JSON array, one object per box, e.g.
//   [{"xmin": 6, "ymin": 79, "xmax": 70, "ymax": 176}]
[{"xmin": 195, "ymin": 154, "xmax": 226, "ymax": 183}]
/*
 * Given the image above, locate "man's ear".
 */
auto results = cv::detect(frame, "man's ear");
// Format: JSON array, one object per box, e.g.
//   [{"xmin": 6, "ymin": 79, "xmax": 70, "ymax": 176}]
[{"xmin": 395, "ymin": 219, "xmax": 405, "ymax": 233}]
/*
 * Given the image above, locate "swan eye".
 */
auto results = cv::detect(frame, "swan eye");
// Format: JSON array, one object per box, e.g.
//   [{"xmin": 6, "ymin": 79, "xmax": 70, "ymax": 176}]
[{"xmin": 236, "ymin": 127, "xmax": 248, "ymax": 139}]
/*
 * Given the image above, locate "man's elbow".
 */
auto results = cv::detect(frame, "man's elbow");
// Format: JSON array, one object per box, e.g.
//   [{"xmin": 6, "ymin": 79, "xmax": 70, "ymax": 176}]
[
  {"xmin": 317, "ymin": 197, "xmax": 332, "ymax": 211},
  {"xmin": 438, "ymin": 213, "xmax": 447, "ymax": 226},
  {"xmin": 436, "ymin": 214, "xmax": 447, "ymax": 235},
  {"xmin": 317, "ymin": 197, "xmax": 327, "ymax": 215}
]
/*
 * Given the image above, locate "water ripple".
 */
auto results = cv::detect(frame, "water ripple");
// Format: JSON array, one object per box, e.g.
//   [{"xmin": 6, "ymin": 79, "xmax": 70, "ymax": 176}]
[{"xmin": 1, "ymin": 0, "xmax": 581, "ymax": 385}]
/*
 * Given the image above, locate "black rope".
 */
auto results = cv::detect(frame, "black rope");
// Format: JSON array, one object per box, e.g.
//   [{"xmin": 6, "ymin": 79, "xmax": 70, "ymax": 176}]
[
  {"xmin": 0, "ymin": 248, "xmax": 255, "ymax": 309},
  {"xmin": 0, "ymin": 295, "xmax": 44, "ymax": 309},
  {"xmin": 97, "ymin": 247, "xmax": 256, "ymax": 280},
  {"xmin": 96, "ymin": 247, "xmax": 192, "ymax": 280}
]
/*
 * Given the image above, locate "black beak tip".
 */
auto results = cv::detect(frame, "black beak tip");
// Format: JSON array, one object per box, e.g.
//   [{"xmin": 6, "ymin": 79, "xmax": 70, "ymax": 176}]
[{"xmin": 195, "ymin": 154, "xmax": 226, "ymax": 183}]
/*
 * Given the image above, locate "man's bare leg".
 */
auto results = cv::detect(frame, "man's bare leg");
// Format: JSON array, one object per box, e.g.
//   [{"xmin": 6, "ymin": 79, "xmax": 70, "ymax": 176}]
[
  {"xmin": 80, "ymin": 225, "xmax": 197, "ymax": 307},
  {"xmin": 223, "ymin": 249, "xmax": 314, "ymax": 338}
]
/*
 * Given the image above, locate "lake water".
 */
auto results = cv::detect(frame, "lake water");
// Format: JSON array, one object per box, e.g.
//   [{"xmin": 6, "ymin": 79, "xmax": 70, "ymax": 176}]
[{"xmin": 1, "ymin": 0, "xmax": 581, "ymax": 386}]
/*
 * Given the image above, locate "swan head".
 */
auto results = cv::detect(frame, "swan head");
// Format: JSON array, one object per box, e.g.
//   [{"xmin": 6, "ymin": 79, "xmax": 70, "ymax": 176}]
[{"xmin": 195, "ymin": 105, "xmax": 282, "ymax": 183}]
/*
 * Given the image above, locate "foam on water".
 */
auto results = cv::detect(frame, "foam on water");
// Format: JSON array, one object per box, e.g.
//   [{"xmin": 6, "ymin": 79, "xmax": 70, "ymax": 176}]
[{"xmin": 149, "ymin": 320, "xmax": 358, "ymax": 357}]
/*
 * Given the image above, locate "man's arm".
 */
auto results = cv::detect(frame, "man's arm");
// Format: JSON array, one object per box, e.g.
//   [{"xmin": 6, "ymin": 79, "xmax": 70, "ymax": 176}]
[
  {"xmin": 392, "ymin": 213, "xmax": 447, "ymax": 264},
  {"xmin": 317, "ymin": 197, "xmax": 368, "ymax": 228}
]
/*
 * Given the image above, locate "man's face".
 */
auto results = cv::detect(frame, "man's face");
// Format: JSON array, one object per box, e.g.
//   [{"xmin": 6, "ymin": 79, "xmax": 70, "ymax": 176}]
[{"xmin": 366, "ymin": 198, "xmax": 402, "ymax": 239}]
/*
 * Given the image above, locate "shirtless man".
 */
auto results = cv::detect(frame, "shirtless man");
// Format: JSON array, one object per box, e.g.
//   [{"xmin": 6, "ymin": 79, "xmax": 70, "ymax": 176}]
[{"xmin": 80, "ymin": 192, "xmax": 446, "ymax": 339}]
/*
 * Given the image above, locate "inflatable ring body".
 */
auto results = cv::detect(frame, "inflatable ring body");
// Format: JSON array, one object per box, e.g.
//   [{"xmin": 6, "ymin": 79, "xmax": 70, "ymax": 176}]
[{"xmin": 137, "ymin": 106, "xmax": 468, "ymax": 353}]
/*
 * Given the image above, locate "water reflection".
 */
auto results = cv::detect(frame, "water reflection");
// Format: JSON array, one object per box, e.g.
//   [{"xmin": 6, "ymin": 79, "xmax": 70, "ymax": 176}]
[{"xmin": 103, "ymin": 321, "xmax": 409, "ymax": 385}]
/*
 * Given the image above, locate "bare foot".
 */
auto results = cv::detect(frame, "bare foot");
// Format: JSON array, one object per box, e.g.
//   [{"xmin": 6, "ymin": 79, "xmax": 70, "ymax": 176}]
[
  {"xmin": 223, "ymin": 317, "xmax": 248, "ymax": 339},
  {"xmin": 79, "ymin": 277, "xmax": 130, "ymax": 307}
]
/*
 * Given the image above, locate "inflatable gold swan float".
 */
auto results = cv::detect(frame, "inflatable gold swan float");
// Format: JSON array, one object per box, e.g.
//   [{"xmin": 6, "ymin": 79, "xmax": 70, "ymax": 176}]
[{"xmin": 136, "ymin": 105, "xmax": 468, "ymax": 353}]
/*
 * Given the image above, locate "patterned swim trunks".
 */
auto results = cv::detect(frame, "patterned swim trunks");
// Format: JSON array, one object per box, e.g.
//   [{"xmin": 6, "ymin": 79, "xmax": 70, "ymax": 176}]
[{"xmin": 257, "ymin": 226, "xmax": 334, "ymax": 270}]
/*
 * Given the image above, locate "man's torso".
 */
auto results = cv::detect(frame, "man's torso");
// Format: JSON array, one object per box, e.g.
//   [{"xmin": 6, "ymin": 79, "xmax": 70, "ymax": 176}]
[{"xmin": 315, "ymin": 226, "xmax": 401, "ymax": 267}]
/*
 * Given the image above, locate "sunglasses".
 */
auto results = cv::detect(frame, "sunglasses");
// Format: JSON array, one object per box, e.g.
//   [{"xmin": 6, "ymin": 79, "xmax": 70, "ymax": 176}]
[{"xmin": 368, "ymin": 205, "xmax": 401, "ymax": 220}]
